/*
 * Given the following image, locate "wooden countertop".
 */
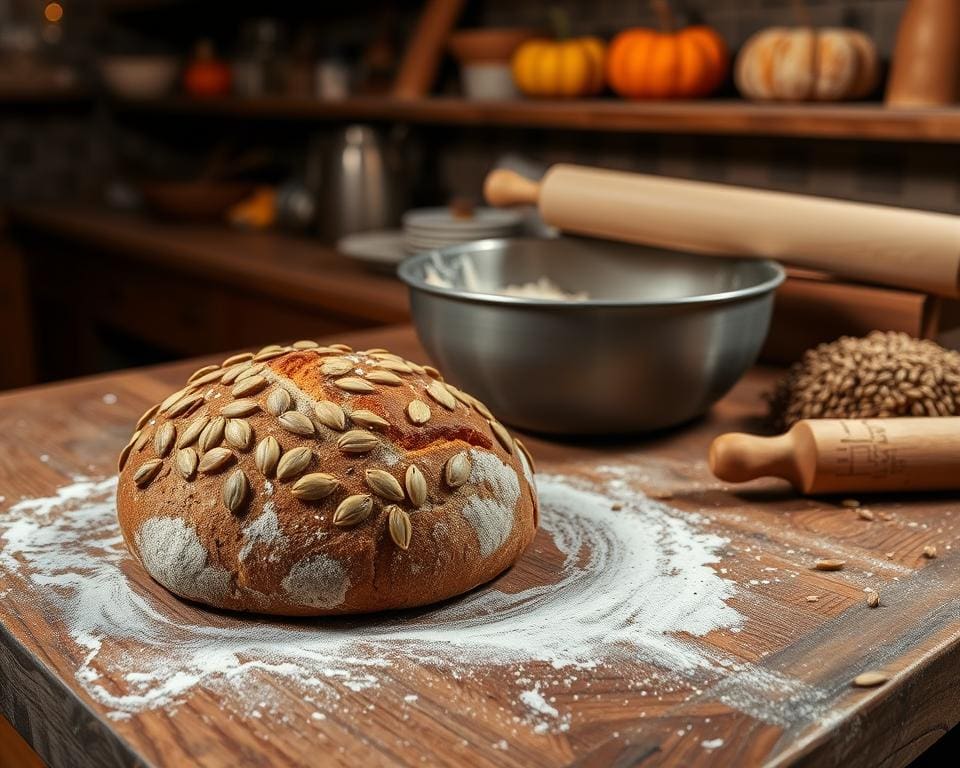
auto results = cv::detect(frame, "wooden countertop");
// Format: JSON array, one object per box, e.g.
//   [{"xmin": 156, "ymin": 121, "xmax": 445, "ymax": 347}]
[
  {"xmin": 1, "ymin": 326, "xmax": 958, "ymax": 767},
  {"xmin": 9, "ymin": 205, "xmax": 409, "ymax": 326}
]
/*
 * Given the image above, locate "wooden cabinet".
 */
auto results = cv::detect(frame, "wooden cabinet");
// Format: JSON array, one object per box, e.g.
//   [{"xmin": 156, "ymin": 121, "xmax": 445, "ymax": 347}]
[
  {"xmin": 10, "ymin": 207, "xmax": 409, "ymax": 384},
  {"xmin": 0, "ymin": 715, "xmax": 43, "ymax": 768},
  {"xmin": 0, "ymin": 220, "xmax": 36, "ymax": 390}
]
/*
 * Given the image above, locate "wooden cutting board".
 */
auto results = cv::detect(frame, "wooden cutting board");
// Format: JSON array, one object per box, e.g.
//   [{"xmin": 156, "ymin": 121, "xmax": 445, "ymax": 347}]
[{"xmin": 1, "ymin": 326, "xmax": 958, "ymax": 768}]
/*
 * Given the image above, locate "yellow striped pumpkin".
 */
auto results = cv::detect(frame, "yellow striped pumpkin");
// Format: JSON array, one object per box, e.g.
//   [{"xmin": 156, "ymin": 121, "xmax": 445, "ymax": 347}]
[{"xmin": 511, "ymin": 37, "xmax": 606, "ymax": 98}]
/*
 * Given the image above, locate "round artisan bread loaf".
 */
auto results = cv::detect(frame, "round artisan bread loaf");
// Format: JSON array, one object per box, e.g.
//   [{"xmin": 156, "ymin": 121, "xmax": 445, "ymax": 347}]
[{"xmin": 116, "ymin": 341, "xmax": 538, "ymax": 616}]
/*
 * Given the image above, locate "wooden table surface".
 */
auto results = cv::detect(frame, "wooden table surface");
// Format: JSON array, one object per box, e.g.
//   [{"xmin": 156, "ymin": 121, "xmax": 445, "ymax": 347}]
[{"xmin": 1, "ymin": 326, "xmax": 959, "ymax": 768}]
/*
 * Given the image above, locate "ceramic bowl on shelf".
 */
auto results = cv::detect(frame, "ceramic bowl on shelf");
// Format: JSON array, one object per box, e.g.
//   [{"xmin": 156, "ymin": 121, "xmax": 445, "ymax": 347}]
[
  {"xmin": 399, "ymin": 236, "xmax": 784, "ymax": 435},
  {"xmin": 447, "ymin": 28, "xmax": 539, "ymax": 64},
  {"xmin": 99, "ymin": 55, "xmax": 179, "ymax": 99},
  {"xmin": 460, "ymin": 63, "xmax": 519, "ymax": 100},
  {"xmin": 337, "ymin": 230, "xmax": 406, "ymax": 272},
  {"xmin": 448, "ymin": 27, "xmax": 538, "ymax": 100},
  {"xmin": 402, "ymin": 206, "xmax": 522, "ymax": 253}
]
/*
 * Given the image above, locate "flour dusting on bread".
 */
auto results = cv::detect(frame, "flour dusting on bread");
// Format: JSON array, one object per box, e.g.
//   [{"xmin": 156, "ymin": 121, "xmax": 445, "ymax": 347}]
[
  {"xmin": 282, "ymin": 554, "xmax": 350, "ymax": 608},
  {"xmin": 136, "ymin": 516, "xmax": 230, "ymax": 602},
  {"xmin": 239, "ymin": 503, "xmax": 283, "ymax": 562},
  {"xmin": 461, "ymin": 449, "xmax": 520, "ymax": 557}
]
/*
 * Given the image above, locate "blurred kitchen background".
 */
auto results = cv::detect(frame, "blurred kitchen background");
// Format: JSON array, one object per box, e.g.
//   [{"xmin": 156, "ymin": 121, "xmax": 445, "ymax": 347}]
[{"xmin": 3, "ymin": 0, "xmax": 959, "ymax": 391}]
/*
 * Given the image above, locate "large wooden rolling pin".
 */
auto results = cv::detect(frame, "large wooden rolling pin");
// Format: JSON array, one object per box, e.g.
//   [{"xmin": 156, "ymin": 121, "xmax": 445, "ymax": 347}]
[
  {"xmin": 709, "ymin": 417, "xmax": 960, "ymax": 494},
  {"xmin": 484, "ymin": 164, "xmax": 960, "ymax": 298}
]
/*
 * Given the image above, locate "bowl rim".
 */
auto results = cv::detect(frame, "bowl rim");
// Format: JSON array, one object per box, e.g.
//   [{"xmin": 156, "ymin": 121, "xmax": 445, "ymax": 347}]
[{"xmin": 397, "ymin": 237, "xmax": 787, "ymax": 309}]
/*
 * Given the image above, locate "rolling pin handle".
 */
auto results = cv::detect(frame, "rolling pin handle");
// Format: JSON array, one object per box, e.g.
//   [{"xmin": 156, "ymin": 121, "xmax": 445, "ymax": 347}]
[
  {"xmin": 483, "ymin": 169, "xmax": 541, "ymax": 208},
  {"xmin": 709, "ymin": 431, "xmax": 803, "ymax": 490}
]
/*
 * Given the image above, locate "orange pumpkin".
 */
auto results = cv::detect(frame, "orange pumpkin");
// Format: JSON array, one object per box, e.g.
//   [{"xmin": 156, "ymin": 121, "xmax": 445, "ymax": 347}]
[
  {"xmin": 607, "ymin": 2, "xmax": 728, "ymax": 99},
  {"xmin": 183, "ymin": 39, "xmax": 231, "ymax": 98}
]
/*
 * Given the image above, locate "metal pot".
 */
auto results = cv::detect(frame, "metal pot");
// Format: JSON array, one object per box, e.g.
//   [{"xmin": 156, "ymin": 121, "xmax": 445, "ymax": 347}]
[{"xmin": 314, "ymin": 124, "xmax": 408, "ymax": 241}]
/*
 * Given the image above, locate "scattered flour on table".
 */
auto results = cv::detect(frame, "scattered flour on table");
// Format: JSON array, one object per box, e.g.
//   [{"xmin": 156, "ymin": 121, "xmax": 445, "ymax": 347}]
[
  {"xmin": 520, "ymin": 685, "xmax": 571, "ymax": 733},
  {"xmin": 0, "ymin": 468, "xmax": 748, "ymax": 728},
  {"xmin": 520, "ymin": 688, "xmax": 558, "ymax": 718},
  {"xmin": 701, "ymin": 738, "xmax": 724, "ymax": 750}
]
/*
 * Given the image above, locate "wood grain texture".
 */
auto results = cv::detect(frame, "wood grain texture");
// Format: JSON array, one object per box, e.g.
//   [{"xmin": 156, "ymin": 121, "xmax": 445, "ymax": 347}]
[
  {"xmin": 1, "ymin": 326, "xmax": 959, "ymax": 768},
  {"xmin": 0, "ymin": 714, "xmax": 43, "ymax": 768},
  {"xmin": 761, "ymin": 271, "xmax": 937, "ymax": 365},
  {"xmin": 113, "ymin": 96, "xmax": 960, "ymax": 144}
]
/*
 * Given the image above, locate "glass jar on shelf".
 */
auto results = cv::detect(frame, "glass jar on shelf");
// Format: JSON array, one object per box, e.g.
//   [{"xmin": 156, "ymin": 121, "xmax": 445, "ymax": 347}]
[{"xmin": 233, "ymin": 18, "xmax": 288, "ymax": 97}]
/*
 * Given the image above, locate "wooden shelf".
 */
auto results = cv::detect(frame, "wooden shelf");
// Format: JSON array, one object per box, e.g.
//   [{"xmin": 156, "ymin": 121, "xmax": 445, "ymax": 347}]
[
  {"xmin": 8, "ymin": 205, "xmax": 410, "ymax": 381},
  {"xmin": 113, "ymin": 95, "xmax": 960, "ymax": 143},
  {"xmin": 0, "ymin": 83, "xmax": 90, "ymax": 104},
  {"xmin": 9, "ymin": 205, "xmax": 408, "ymax": 326}
]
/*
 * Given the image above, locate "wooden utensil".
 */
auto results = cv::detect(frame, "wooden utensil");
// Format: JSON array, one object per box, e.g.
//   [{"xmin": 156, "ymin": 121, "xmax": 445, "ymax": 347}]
[
  {"xmin": 886, "ymin": 0, "xmax": 960, "ymax": 107},
  {"xmin": 709, "ymin": 417, "xmax": 960, "ymax": 494},
  {"xmin": 392, "ymin": 0, "xmax": 465, "ymax": 99},
  {"xmin": 484, "ymin": 165, "xmax": 960, "ymax": 298},
  {"xmin": 760, "ymin": 269, "xmax": 941, "ymax": 365}
]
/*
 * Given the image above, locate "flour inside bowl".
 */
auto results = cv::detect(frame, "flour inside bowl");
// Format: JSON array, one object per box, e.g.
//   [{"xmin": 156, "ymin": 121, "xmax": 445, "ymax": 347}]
[
  {"xmin": 424, "ymin": 255, "xmax": 588, "ymax": 300},
  {"xmin": 0, "ymin": 467, "xmax": 743, "ymax": 726}
]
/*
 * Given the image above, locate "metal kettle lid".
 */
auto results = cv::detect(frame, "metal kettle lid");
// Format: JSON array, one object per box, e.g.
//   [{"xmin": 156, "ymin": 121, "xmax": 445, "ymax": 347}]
[{"xmin": 344, "ymin": 124, "xmax": 378, "ymax": 145}]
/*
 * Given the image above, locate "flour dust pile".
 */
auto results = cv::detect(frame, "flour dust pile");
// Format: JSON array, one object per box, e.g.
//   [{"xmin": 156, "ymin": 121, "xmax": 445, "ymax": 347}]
[{"xmin": 0, "ymin": 468, "xmax": 743, "ymax": 725}]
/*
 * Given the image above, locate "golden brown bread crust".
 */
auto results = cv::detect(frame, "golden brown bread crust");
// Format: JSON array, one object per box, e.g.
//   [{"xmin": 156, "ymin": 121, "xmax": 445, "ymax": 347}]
[{"xmin": 116, "ymin": 342, "xmax": 538, "ymax": 616}]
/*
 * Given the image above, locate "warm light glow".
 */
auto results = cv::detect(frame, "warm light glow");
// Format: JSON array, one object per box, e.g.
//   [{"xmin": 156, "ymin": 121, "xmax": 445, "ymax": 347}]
[{"xmin": 44, "ymin": 2, "xmax": 63, "ymax": 23}]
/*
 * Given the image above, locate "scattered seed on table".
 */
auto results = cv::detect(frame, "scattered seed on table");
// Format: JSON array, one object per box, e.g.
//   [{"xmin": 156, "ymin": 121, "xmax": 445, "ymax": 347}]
[
  {"xmin": 923, "ymin": 545, "xmax": 938, "ymax": 559},
  {"xmin": 866, "ymin": 591, "xmax": 880, "ymax": 608},
  {"xmin": 853, "ymin": 671, "xmax": 888, "ymax": 688},
  {"xmin": 815, "ymin": 559, "xmax": 845, "ymax": 571},
  {"xmin": 841, "ymin": 499, "xmax": 860, "ymax": 509},
  {"xmin": 857, "ymin": 508, "xmax": 875, "ymax": 521},
  {"xmin": 806, "ymin": 595, "xmax": 820, "ymax": 603}
]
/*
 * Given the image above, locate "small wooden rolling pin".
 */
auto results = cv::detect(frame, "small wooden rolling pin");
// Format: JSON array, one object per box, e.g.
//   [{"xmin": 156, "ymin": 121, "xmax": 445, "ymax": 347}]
[
  {"xmin": 709, "ymin": 417, "xmax": 960, "ymax": 494},
  {"xmin": 484, "ymin": 164, "xmax": 960, "ymax": 298}
]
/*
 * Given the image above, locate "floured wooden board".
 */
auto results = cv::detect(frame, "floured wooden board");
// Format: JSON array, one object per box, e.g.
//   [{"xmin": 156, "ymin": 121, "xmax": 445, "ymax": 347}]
[{"xmin": 1, "ymin": 327, "xmax": 959, "ymax": 768}]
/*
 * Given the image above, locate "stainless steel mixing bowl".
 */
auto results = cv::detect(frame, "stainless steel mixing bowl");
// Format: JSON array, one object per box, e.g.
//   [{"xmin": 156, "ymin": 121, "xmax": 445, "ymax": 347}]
[{"xmin": 398, "ymin": 237, "xmax": 785, "ymax": 435}]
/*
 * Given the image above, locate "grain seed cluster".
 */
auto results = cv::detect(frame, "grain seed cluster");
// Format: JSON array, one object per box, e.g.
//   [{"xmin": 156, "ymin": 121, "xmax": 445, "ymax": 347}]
[
  {"xmin": 119, "ymin": 341, "xmax": 533, "ymax": 552},
  {"xmin": 768, "ymin": 331, "xmax": 960, "ymax": 429}
]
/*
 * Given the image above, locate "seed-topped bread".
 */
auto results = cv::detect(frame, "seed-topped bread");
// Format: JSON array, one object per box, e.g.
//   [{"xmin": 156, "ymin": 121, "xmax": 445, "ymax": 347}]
[{"xmin": 116, "ymin": 342, "xmax": 538, "ymax": 616}]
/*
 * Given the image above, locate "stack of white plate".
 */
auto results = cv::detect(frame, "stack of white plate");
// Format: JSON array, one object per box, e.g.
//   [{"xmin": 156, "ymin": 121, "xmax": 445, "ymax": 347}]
[{"xmin": 402, "ymin": 207, "xmax": 523, "ymax": 254}]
